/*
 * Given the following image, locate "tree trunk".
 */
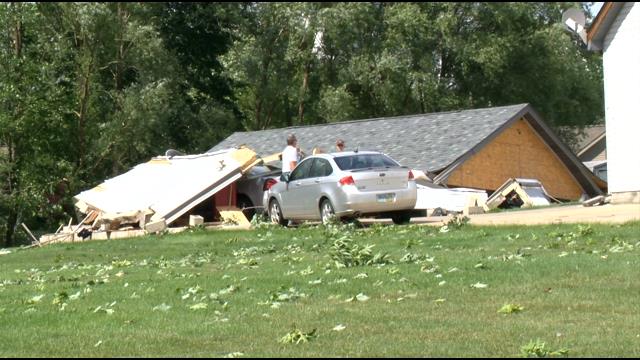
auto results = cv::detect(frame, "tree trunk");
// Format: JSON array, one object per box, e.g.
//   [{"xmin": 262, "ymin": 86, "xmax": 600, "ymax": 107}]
[
  {"xmin": 297, "ymin": 62, "xmax": 310, "ymax": 125},
  {"xmin": 4, "ymin": 207, "xmax": 18, "ymax": 248},
  {"xmin": 3, "ymin": 4, "xmax": 23, "ymax": 247},
  {"xmin": 13, "ymin": 20, "xmax": 22, "ymax": 57},
  {"xmin": 76, "ymin": 56, "xmax": 93, "ymax": 170}
]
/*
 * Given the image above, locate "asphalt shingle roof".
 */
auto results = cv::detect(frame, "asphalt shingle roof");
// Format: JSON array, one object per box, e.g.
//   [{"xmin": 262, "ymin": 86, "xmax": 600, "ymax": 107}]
[{"xmin": 209, "ymin": 104, "xmax": 530, "ymax": 173}]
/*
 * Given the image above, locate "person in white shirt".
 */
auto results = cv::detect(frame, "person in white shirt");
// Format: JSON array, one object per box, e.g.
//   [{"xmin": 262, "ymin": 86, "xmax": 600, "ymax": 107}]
[{"xmin": 281, "ymin": 134, "xmax": 299, "ymax": 174}]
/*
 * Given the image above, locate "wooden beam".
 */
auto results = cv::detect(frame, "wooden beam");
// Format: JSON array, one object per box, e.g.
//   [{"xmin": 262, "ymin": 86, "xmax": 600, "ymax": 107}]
[{"xmin": 20, "ymin": 223, "xmax": 39, "ymax": 245}]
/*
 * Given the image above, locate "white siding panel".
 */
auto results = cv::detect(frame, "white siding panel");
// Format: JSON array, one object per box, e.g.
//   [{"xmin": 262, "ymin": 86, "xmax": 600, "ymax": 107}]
[{"xmin": 602, "ymin": 2, "xmax": 640, "ymax": 193}]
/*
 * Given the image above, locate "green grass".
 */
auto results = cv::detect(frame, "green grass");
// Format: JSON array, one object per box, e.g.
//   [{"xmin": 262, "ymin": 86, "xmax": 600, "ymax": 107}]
[{"xmin": 0, "ymin": 221, "xmax": 639, "ymax": 357}]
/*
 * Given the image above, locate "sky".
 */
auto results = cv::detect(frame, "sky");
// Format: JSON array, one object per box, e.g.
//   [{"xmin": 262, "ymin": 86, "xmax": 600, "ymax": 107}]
[{"xmin": 590, "ymin": 2, "xmax": 604, "ymax": 18}]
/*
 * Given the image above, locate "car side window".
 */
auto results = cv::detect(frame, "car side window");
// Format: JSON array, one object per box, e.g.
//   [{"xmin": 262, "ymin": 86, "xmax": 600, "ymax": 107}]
[
  {"xmin": 289, "ymin": 158, "xmax": 313, "ymax": 181},
  {"xmin": 309, "ymin": 158, "xmax": 333, "ymax": 178}
]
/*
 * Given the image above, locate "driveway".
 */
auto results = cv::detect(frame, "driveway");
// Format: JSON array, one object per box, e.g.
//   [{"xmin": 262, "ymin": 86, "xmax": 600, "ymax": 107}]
[{"xmin": 361, "ymin": 203, "xmax": 640, "ymax": 226}]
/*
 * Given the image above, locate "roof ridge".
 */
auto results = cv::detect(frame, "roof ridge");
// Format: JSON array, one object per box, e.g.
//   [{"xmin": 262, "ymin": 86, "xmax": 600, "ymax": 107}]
[{"xmin": 230, "ymin": 103, "xmax": 530, "ymax": 135}]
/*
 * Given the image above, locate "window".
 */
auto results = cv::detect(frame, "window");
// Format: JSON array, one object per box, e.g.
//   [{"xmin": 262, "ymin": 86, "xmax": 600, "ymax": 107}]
[
  {"xmin": 289, "ymin": 158, "xmax": 314, "ymax": 181},
  {"xmin": 308, "ymin": 158, "xmax": 333, "ymax": 178},
  {"xmin": 333, "ymin": 154, "xmax": 400, "ymax": 170}
]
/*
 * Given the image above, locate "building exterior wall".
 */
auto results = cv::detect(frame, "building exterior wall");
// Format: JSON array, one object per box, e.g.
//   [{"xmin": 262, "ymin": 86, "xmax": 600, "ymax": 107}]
[
  {"xmin": 446, "ymin": 118, "xmax": 584, "ymax": 200},
  {"xmin": 602, "ymin": 2, "xmax": 640, "ymax": 194}
]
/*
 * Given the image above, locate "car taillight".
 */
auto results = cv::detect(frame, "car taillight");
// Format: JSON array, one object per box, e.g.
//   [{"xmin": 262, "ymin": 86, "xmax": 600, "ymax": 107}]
[
  {"xmin": 408, "ymin": 170, "xmax": 415, "ymax": 180},
  {"xmin": 339, "ymin": 175, "xmax": 355, "ymax": 186},
  {"xmin": 263, "ymin": 178, "xmax": 278, "ymax": 191}
]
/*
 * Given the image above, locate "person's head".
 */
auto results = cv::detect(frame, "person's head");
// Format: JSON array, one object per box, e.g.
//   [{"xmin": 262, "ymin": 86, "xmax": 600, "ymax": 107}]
[
  {"xmin": 336, "ymin": 139, "xmax": 345, "ymax": 151},
  {"xmin": 287, "ymin": 133, "xmax": 297, "ymax": 146}
]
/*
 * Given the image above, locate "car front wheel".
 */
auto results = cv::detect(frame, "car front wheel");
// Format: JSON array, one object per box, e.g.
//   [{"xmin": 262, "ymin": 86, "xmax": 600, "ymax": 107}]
[{"xmin": 269, "ymin": 199, "xmax": 287, "ymax": 226}]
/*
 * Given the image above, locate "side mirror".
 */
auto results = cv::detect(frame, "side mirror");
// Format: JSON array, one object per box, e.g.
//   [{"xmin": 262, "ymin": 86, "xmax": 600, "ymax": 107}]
[{"xmin": 280, "ymin": 173, "xmax": 290, "ymax": 182}]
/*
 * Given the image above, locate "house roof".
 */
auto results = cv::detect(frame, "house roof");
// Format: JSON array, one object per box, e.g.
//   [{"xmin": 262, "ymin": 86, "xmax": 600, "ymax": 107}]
[
  {"xmin": 576, "ymin": 126, "xmax": 606, "ymax": 157},
  {"xmin": 562, "ymin": 125, "xmax": 606, "ymax": 154},
  {"xmin": 210, "ymin": 104, "xmax": 530, "ymax": 172},
  {"xmin": 587, "ymin": 2, "xmax": 626, "ymax": 51},
  {"xmin": 209, "ymin": 103, "xmax": 603, "ymax": 196}
]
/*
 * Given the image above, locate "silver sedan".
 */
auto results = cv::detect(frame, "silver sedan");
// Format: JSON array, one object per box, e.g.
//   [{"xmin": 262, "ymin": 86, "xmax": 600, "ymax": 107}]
[{"xmin": 264, "ymin": 151, "xmax": 418, "ymax": 225}]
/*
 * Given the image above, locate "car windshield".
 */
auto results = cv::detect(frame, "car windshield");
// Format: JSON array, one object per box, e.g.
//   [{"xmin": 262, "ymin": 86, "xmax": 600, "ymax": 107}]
[{"xmin": 333, "ymin": 154, "xmax": 400, "ymax": 170}]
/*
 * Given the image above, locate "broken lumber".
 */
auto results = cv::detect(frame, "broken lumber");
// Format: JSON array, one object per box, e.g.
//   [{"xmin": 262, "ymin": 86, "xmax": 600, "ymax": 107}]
[
  {"xmin": 20, "ymin": 223, "xmax": 39, "ymax": 245},
  {"xmin": 145, "ymin": 219, "xmax": 167, "ymax": 234},
  {"xmin": 217, "ymin": 206, "xmax": 251, "ymax": 227},
  {"xmin": 583, "ymin": 195, "xmax": 605, "ymax": 207},
  {"xmin": 484, "ymin": 178, "xmax": 552, "ymax": 211}
]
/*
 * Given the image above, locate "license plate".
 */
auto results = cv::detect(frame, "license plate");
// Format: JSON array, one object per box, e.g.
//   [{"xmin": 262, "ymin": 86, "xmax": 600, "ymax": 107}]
[{"xmin": 377, "ymin": 193, "xmax": 395, "ymax": 203}]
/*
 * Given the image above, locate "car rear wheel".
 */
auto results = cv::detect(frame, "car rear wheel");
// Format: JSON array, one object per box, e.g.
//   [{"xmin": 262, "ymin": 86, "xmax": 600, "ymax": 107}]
[
  {"xmin": 320, "ymin": 199, "xmax": 338, "ymax": 224},
  {"xmin": 269, "ymin": 199, "xmax": 287, "ymax": 226},
  {"xmin": 391, "ymin": 211, "xmax": 412, "ymax": 225}
]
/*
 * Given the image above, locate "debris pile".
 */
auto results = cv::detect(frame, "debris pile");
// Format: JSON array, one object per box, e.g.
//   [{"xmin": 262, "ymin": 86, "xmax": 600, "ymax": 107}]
[
  {"xmin": 483, "ymin": 178, "xmax": 557, "ymax": 211},
  {"xmin": 40, "ymin": 147, "xmax": 260, "ymax": 245}
]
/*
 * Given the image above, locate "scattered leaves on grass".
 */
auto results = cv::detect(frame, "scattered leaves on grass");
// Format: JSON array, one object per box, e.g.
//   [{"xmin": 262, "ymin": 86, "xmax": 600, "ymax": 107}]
[
  {"xmin": 93, "ymin": 302, "xmax": 116, "ymax": 315},
  {"xmin": 475, "ymin": 263, "xmax": 487, "ymax": 269},
  {"xmin": 471, "ymin": 282, "xmax": 488, "ymax": 289},
  {"xmin": 189, "ymin": 303, "xmax": 208, "ymax": 310},
  {"xmin": 330, "ymin": 237, "xmax": 391, "ymax": 268},
  {"xmin": 498, "ymin": 304, "xmax": 524, "ymax": 314},
  {"xmin": 332, "ymin": 324, "xmax": 346, "ymax": 332},
  {"xmin": 520, "ymin": 339, "xmax": 569, "ymax": 358},
  {"xmin": 27, "ymin": 294, "xmax": 45, "ymax": 304},
  {"xmin": 345, "ymin": 293, "xmax": 370, "ymax": 302},
  {"xmin": 153, "ymin": 303, "xmax": 172, "ymax": 312},
  {"xmin": 224, "ymin": 352, "xmax": 245, "ymax": 358},
  {"xmin": 279, "ymin": 328, "xmax": 317, "ymax": 344}
]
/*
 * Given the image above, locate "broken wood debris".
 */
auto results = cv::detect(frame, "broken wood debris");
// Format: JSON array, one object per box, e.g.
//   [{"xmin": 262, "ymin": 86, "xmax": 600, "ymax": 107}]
[
  {"xmin": 483, "ymin": 178, "xmax": 557, "ymax": 211},
  {"xmin": 38, "ymin": 147, "xmax": 261, "ymax": 245}
]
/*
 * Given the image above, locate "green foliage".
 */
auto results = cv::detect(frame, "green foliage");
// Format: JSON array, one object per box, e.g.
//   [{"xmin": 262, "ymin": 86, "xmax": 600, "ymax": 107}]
[
  {"xmin": 445, "ymin": 215, "xmax": 470, "ymax": 230},
  {"xmin": 520, "ymin": 339, "xmax": 569, "ymax": 358},
  {"xmin": 0, "ymin": 2, "xmax": 605, "ymax": 247},
  {"xmin": 497, "ymin": 303, "xmax": 524, "ymax": 314},
  {"xmin": 279, "ymin": 328, "xmax": 317, "ymax": 345},
  {"xmin": 330, "ymin": 236, "xmax": 391, "ymax": 268}
]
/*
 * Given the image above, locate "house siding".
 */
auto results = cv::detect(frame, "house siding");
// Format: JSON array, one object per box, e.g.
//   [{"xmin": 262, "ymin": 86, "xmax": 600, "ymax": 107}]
[
  {"xmin": 602, "ymin": 2, "xmax": 640, "ymax": 193},
  {"xmin": 446, "ymin": 118, "xmax": 584, "ymax": 200}
]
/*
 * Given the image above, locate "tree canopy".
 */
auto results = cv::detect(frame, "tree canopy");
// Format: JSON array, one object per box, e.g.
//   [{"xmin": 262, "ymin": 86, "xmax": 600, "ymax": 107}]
[{"xmin": 0, "ymin": 2, "xmax": 603, "ymax": 246}]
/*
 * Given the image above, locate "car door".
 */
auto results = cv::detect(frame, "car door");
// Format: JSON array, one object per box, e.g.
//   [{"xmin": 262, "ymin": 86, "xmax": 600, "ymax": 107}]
[
  {"xmin": 306, "ymin": 158, "xmax": 335, "ymax": 219},
  {"xmin": 280, "ymin": 158, "xmax": 314, "ymax": 218}
]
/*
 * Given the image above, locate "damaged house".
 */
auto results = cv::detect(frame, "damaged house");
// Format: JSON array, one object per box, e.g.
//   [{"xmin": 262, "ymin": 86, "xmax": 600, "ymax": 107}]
[
  {"xmin": 43, "ymin": 103, "xmax": 606, "ymax": 244},
  {"xmin": 210, "ymin": 103, "xmax": 605, "ymax": 204},
  {"xmin": 41, "ymin": 147, "xmax": 262, "ymax": 244}
]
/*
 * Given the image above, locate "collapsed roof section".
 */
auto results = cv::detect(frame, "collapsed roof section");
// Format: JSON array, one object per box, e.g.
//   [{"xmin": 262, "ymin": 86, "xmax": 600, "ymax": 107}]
[{"xmin": 74, "ymin": 147, "xmax": 259, "ymax": 229}]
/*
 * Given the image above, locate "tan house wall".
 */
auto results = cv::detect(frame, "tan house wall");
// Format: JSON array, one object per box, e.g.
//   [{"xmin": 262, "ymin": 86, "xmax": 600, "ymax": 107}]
[{"xmin": 446, "ymin": 118, "xmax": 584, "ymax": 200}]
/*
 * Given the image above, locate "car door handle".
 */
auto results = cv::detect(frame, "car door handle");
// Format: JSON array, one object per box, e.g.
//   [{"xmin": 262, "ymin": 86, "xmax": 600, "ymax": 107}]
[
  {"xmin": 314, "ymin": 179, "xmax": 321, "ymax": 183},
  {"xmin": 295, "ymin": 181, "xmax": 301, "ymax": 186}
]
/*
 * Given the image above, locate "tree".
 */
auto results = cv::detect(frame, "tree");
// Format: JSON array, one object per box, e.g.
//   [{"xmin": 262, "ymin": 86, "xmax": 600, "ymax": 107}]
[{"xmin": 0, "ymin": 3, "xmax": 76, "ymax": 246}]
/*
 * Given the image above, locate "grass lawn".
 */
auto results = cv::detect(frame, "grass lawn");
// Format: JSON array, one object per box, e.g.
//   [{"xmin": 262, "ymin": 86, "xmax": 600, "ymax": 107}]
[{"xmin": 0, "ymin": 220, "xmax": 638, "ymax": 357}]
